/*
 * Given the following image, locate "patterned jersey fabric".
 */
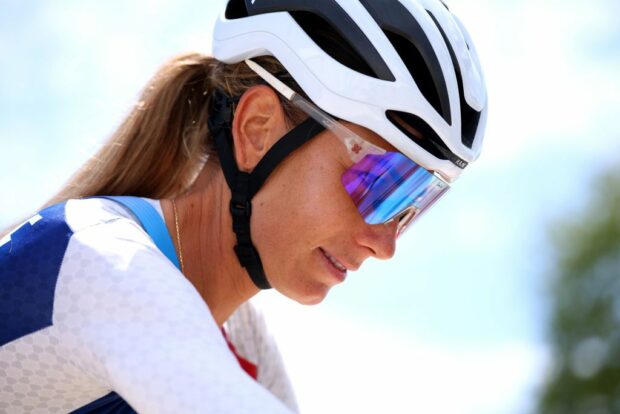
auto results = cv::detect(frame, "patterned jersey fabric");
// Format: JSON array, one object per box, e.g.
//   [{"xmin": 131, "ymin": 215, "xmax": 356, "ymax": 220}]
[{"xmin": 0, "ymin": 198, "xmax": 293, "ymax": 413}]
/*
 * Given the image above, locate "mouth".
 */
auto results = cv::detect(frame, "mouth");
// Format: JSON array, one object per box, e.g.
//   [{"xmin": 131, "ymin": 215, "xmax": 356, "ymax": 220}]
[{"xmin": 319, "ymin": 247, "xmax": 348, "ymax": 282}]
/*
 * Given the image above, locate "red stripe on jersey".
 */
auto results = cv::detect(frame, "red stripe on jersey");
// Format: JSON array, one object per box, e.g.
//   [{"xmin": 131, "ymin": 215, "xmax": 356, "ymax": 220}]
[{"xmin": 221, "ymin": 328, "xmax": 258, "ymax": 380}]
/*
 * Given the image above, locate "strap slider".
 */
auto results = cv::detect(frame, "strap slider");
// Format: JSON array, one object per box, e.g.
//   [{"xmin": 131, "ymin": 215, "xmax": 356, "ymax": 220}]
[{"xmin": 230, "ymin": 200, "xmax": 252, "ymax": 218}]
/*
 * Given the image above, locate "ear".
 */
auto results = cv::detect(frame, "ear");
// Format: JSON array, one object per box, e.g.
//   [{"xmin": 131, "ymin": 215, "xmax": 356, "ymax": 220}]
[{"xmin": 231, "ymin": 85, "xmax": 288, "ymax": 172}]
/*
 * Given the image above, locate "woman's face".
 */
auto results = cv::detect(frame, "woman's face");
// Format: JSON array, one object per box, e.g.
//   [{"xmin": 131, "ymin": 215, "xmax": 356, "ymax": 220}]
[{"xmin": 251, "ymin": 121, "xmax": 399, "ymax": 305}]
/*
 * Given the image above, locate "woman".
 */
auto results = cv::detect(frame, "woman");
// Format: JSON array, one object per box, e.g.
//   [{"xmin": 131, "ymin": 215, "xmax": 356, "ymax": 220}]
[{"xmin": 0, "ymin": 0, "xmax": 487, "ymax": 412}]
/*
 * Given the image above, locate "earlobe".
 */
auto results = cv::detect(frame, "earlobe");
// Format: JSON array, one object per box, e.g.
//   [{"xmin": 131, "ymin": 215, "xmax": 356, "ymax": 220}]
[{"xmin": 231, "ymin": 85, "xmax": 287, "ymax": 173}]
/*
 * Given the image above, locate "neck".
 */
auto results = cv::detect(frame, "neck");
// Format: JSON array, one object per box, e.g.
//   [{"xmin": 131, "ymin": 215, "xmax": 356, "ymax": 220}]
[{"xmin": 161, "ymin": 163, "xmax": 259, "ymax": 326}]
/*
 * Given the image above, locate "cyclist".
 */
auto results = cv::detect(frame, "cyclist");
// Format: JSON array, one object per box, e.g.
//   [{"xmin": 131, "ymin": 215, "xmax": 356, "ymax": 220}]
[{"xmin": 0, "ymin": 0, "xmax": 487, "ymax": 412}]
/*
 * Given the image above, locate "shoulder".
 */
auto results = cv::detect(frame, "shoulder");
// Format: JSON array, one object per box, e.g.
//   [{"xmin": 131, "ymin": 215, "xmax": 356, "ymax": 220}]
[
  {"xmin": 60, "ymin": 197, "xmax": 179, "ymax": 285},
  {"xmin": 52, "ymin": 197, "xmax": 220, "ymax": 366},
  {"xmin": 64, "ymin": 197, "xmax": 154, "ymax": 240},
  {"xmin": 55, "ymin": 198, "xmax": 205, "ymax": 337},
  {"xmin": 0, "ymin": 197, "xmax": 176, "ymax": 349}
]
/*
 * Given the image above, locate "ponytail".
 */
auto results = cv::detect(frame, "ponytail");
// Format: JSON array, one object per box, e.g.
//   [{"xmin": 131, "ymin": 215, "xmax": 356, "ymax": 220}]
[
  {"xmin": 46, "ymin": 53, "xmax": 218, "ymax": 204},
  {"xmin": 1, "ymin": 53, "xmax": 305, "ymax": 238}
]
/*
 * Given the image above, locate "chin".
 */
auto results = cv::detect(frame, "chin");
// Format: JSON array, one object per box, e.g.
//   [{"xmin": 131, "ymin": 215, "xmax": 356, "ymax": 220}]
[
  {"xmin": 279, "ymin": 281, "xmax": 331, "ymax": 306},
  {"xmin": 296, "ymin": 294, "xmax": 326, "ymax": 306}
]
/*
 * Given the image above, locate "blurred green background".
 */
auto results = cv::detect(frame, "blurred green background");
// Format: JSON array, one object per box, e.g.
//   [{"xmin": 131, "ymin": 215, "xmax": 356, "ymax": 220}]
[{"xmin": 537, "ymin": 167, "xmax": 620, "ymax": 414}]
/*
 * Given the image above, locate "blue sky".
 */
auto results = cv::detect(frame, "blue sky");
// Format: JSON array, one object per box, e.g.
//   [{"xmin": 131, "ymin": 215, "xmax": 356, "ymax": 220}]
[{"xmin": 1, "ymin": 1, "xmax": 619, "ymax": 413}]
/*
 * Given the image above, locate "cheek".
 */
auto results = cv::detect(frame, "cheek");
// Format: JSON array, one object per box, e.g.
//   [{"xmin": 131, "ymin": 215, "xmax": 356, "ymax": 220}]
[
  {"xmin": 250, "ymin": 153, "xmax": 354, "ymax": 269},
  {"xmin": 253, "ymin": 164, "xmax": 342, "ymax": 248},
  {"xmin": 279, "ymin": 160, "xmax": 354, "ymax": 236}
]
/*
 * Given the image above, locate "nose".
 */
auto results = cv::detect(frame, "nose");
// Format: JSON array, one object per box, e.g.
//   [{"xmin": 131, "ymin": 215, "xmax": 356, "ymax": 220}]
[{"xmin": 357, "ymin": 219, "xmax": 398, "ymax": 260}]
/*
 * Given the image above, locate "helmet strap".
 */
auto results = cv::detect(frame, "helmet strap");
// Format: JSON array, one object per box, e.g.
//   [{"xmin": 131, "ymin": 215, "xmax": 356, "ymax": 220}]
[{"xmin": 208, "ymin": 89, "xmax": 324, "ymax": 290}]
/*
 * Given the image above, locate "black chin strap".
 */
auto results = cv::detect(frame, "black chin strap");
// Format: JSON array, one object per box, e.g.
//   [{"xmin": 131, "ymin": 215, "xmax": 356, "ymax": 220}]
[{"xmin": 208, "ymin": 89, "xmax": 325, "ymax": 290}]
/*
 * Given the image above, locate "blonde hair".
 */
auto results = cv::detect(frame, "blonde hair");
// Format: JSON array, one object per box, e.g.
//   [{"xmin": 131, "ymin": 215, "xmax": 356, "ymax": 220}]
[{"xmin": 1, "ymin": 53, "xmax": 305, "ymax": 238}]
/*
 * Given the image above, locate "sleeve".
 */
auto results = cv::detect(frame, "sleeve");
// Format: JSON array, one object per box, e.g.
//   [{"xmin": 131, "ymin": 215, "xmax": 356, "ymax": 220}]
[
  {"xmin": 53, "ymin": 221, "xmax": 292, "ymax": 414},
  {"xmin": 225, "ymin": 301, "xmax": 299, "ymax": 413}
]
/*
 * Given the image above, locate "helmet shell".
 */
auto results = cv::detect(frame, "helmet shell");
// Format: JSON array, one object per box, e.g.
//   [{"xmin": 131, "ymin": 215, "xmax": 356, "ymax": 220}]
[{"xmin": 213, "ymin": 0, "xmax": 488, "ymax": 182}]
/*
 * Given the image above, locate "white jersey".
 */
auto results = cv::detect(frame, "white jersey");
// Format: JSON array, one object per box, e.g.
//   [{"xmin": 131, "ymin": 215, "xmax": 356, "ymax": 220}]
[{"xmin": 0, "ymin": 198, "xmax": 294, "ymax": 413}]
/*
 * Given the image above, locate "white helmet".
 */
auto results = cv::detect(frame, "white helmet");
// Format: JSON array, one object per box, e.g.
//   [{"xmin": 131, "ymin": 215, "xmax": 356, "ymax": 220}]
[{"xmin": 212, "ymin": 0, "xmax": 488, "ymax": 182}]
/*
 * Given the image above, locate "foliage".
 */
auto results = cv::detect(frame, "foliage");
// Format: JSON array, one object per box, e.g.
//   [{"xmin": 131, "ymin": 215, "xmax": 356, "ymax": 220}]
[{"xmin": 537, "ymin": 166, "xmax": 620, "ymax": 414}]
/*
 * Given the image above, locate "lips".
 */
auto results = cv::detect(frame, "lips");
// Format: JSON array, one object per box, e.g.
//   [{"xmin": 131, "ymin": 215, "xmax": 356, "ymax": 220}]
[
  {"xmin": 321, "ymin": 248, "xmax": 347, "ymax": 272},
  {"xmin": 319, "ymin": 247, "xmax": 354, "ymax": 285}
]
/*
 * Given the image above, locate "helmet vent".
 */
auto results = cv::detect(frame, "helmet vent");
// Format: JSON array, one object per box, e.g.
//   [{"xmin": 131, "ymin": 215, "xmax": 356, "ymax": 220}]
[
  {"xmin": 225, "ymin": 0, "xmax": 249, "ymax": 19},
  {"xmin": 387, "ymin": 110, "xmax": 448, "ymax": 161},
  {"xmin": 289, "ymin": 10, "xmax": 395, "ymax": 81},
  {"xmin": 427, "ymin": 11, "xmax": 481, "ymax": 148},
  {"xmin": 460, "ymin": 93, "xmax": 481, "ymax": 148},
  {"xmin": 387, "ymin": 110, "xmax": 469, "ymax": 168},
  {"xmin": 383, "ymin": 29, "xmax": 450, "ymax": 125},
  {"xmin": 239, "ymin": 1, "xmax": 395, "ymax": 81},
  {"xmin": 359, "ymin": 0, "xmax": 452, "ymax": 125}
]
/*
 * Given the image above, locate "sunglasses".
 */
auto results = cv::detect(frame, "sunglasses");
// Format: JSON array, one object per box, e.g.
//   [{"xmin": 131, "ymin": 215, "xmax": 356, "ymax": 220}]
[{"xmin": 245, "ymin": 59, "xmax": 450, "ymax": 235}]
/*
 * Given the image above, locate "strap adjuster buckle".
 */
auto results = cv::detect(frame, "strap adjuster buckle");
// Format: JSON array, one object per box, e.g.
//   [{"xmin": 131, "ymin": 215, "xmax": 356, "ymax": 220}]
[{"xmin": 230, "ymin": 200, "xmax": 252, "ymax": 218}]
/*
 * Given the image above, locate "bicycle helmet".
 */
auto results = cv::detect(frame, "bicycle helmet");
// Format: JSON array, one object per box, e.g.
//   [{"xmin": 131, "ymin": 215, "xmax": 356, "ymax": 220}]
[{"xmin": 213, "ymin": 0, "xmax": 488, "ymax": 182}]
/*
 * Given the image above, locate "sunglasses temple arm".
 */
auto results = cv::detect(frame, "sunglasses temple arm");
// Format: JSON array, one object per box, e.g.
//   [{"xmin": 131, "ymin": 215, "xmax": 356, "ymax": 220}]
[
  {"xmin": 290, "ymin": 95, "xmax": 339, "ymax": 133},
  {"xmin": 290, "ymin": 94, "xmax": 386, "ymax": 161},
  {"xmin": 244, "ymin": 59, "xmax": 385, "ymax": 160}
]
